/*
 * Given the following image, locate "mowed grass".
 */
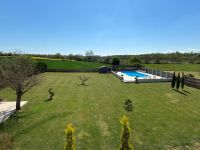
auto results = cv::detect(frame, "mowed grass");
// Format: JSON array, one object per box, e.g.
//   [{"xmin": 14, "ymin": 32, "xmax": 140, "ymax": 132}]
[
  {"xmin": 145, "ymin": 63, "xmax": 200, "ymax": 72},
  {"xmin": 0, "ymin": 73, "xmax": 200, "ymax": 150},
  {"xmin": 35, "ymin": 59, "xmax": 107, "ymax": 69}
]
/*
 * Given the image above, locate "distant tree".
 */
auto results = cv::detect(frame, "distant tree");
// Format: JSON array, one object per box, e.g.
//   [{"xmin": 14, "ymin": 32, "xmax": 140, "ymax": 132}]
[
  {"xmin": 55, "ymin": 53, "xmax": 62, "ymax": 59},
  {"xmin": 171, "ymin": 72, "xmax": 176, "ymax": 89},
  {"xmin": 0, "ymin": 56, "xmax": 38, "ymax": 110},
  {"xmin": 104, "ymin": 57, "xmax": 111, "ymax": 64},
  {"xmin": 130, "ymin": 57, "xmax": 142, "ymax": 64},
  {"xmin": 112, "ymin": 57, "xmax": 120, "ymax": 65},
  {"xmin": 181, "ymin": 72, "xmax": 185, "ymax": 90},
  {"xmin": 64, "ymin": 124, "xmax": 75, "ymax": 150},
  {"xmin": 176, "ymin": 73, "xmax": 180, "ymax": 90},
  {"xmin": 119, "ymin": 115, "xmax": 133, "ymax": 150},
  {"xmin": 85, "ymin": 50, "xmax": 94, "ymax": 62}
]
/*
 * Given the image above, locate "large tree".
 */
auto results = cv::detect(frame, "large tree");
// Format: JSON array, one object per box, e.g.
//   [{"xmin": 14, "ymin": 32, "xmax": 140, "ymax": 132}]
[
  {"xmin": 85, "ymin": 50, "xmax": 94, "ymax": 62},
  {"xmin": 112, "ymin": 57, "xmax": 120, "ymax": 65},
  {"xmin": 0, "ymin": 56, "xmax": 38, "ymax": 110}
]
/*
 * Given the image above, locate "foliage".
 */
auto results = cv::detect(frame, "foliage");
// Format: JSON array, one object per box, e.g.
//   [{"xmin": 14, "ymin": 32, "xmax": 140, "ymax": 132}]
[
  {"xmin": 119, "ymin": 115, "xmax": 133, "ymax": 150},
  {"xmin": 48, "ymin": 88, "xmax": 54, "ymax": 100},
  {"xmin": 176, "ymin": 73, "xmax": 180, "ymax": 90},
  {"xmin": 0, "ymin": 56, "xmax": 38, "ymax": 110},
  {"xmin": 112, "ymin": 57, "xmax": 120, "ymax": 65},
  {"xmin": 124, "ymin": 99, "xmax": 133, "ymax": 112},
  {"xmin": 130, "ymin": 57, "xmax": 142, "ymax": 64},
  {"xmin": 35, "ymin": 62, "xmax": 47, "ymax": 73},
  {"xmin": 181, "ymin": 72, "xmax": 185, "ymax": 90},
  {"xmin": 64, "ymin": 124, "xmax": 75, "ymax": 150},
  {"xmin": 187, "ymin": 73, "xmax": 195, "ymax": 78},
  {"xmin": 171, "ymin": 72, "xmax": 176, "ymax": 89},
  {"xmin": 85, "ymin": 50, "xmax": 94, "ymax": 62},
  {"xmin": 79, "ymin": 75, "xmax": 89, "ymax": 85}
]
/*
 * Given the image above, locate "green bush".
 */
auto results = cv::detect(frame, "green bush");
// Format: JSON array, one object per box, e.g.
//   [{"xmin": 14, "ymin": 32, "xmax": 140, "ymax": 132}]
[
  {"xmin": 35, "ymin": 62, "xmax": 47, "ymax": 73},
  {"xmin": 112, "ymin": 57, "xmax": 120, "ymax": 65},
  {"xmin": 124, "ymin": 99, "xmax": 133, "ymax": 112},
  {"xmin": 48, "ymin": 88, "xmax": 54, "ymax": 100}
]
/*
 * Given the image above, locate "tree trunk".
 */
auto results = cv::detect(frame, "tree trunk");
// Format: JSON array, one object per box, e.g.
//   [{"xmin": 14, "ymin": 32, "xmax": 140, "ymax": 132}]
[{"xmin": 16, "ymin": 91, "xmax": 22, "ymax": 110}]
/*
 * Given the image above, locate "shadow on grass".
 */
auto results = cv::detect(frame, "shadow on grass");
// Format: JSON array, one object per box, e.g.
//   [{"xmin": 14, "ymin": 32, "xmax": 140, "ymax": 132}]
[
  {"xmin": 77, "ymin": 84, "xmax": 88, "ymax": 86},
  {"xmin": 173, "ymin": 89, "xmax": 187, "ymax": 96},
  {"xmin": 183, "ymin": 90, "xmax": 191, "ymax": 94}
]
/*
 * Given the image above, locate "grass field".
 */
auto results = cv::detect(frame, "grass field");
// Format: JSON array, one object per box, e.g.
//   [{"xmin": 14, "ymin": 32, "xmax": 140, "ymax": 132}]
[
  {"xmin": 145, "ymin": 63, "xmax": 200, "ymax": 72},
  {"xmin": 0, "ymin": 73, "xmax": 200, "ymax": 150},
  {"xmin": 34, "ymin": 59, "xmax": 107, "ymax": 69}
]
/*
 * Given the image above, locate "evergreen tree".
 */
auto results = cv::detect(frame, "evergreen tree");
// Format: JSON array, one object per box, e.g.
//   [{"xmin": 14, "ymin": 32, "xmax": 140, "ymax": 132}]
[
  {"xmin": 64, "ymin": 124, "xmax": 75, "ymax": 150},
  {"xmin": 176, "ymin": 73, "xmax": 180, "ymax": 90},
  {"xmin": 171, "ymin": 72, "xmax": 176, "ymax": 89},
  {"xmin": 120, "ymin": 115, "xmax": 133, "ymax": 150},
  {"xmin": 181, "ymin": 72, "xmax": 185, "ymax": 90}
]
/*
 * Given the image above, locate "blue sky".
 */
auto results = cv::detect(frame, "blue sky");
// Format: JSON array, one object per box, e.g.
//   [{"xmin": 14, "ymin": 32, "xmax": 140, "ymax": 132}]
[{"xmin": 0, "ymin": 0, "xmax": 200, "ymax": 55}]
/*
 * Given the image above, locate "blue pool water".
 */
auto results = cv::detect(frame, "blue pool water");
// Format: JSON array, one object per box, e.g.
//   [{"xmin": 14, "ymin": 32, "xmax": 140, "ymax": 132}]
[{"xmin": 121, "ymin": 71, "xmax": 149, "ymax": 78}]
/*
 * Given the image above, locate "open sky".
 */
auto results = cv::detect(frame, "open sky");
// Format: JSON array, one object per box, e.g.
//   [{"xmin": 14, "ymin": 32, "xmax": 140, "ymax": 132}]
[{"xmin": 0, "ymin": 0, "xmax": 200, "ymax": 55}]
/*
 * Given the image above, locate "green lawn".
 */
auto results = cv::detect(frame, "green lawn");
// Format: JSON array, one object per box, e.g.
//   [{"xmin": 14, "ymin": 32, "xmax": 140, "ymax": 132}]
[
  {"xmin": 145, "ymin": 63, "xmax": 200, "ymax": 72},
  {"xmin": 35, "ymin": 59, "xmax": 107, "ymax": 69},
  {"xmin": 0, "ymin": 73, "xmax": 200, "ymax": 150}
]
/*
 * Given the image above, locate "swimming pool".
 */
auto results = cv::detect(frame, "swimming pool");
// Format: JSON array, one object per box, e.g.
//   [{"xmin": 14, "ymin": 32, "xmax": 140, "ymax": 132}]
[{"xmin": 121, "ymin": 71, "xmax": 149, "ymax": 78}]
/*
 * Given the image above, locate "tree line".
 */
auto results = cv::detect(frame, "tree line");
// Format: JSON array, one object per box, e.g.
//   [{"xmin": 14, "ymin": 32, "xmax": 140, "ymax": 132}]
[{"xmin": 1, "ymin": 51, "xmax": 200, "ymax": 64}]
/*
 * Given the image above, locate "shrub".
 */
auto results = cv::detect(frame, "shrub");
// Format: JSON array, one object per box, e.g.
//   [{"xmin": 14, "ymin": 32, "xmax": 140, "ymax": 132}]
[
  {"xmin": 48, "ymin": 88, "xmax": 54, "ymax": 100},
  {"xmin": 176, "ymin": 73, "xmax": 180, "ymax": 90},
  {"xmin": 112, "ymin": 57, "xmax": 120, "ymax": 65},
  {"xmin": 35, "ymin": 62, "xmax": 47, "ymax": 73},
  {"xmin": 124, "ymin": 99, "xmax": 133, "ymax": 112},
  {"xmin": 120, "ymin": 115, "xmax": 133, "ymax": 150},
  {"xmin": 171, "ymin": 72, "xmax": 176, "ymax": 89},
  {"xmin": 187, "ymin": 73, "xmax": 194, "ymax": 78},
  {"xmin": 64, "ymin": 124, "xmax": 75, "ymax": 150},
  {"xmin": 79, "ymin": 75, "xmax": 89, "ymax": 85}
]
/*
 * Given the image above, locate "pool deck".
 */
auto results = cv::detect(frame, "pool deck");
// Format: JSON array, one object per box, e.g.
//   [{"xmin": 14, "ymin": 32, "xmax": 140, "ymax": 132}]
[
  {"xmin": 0, "ymin": 101, "xmax": 27, "ymax": 124},
  {"xmin": 112, "ymin": 71, "xmax": 172, "ymax": 83}
]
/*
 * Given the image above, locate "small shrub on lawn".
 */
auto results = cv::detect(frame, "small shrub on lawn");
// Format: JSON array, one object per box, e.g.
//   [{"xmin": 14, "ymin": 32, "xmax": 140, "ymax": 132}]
[
  {"xmin": 124, "ymin": 99, "xmax": 133, "ymax": 112},
  {"xmin": 48, "ymin": 88, "xmax": 54, "ymax": 100},
  {"xmin": 79, "ymin": 75, "xmax": 89, "ymax": 85},
  {"xmin": 64, "ymin": 124, "xmax": 75, "ymax": 150},
  {"xmin": 119, "ymin": 115, "xmax": 133, "ymax": 150}
]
